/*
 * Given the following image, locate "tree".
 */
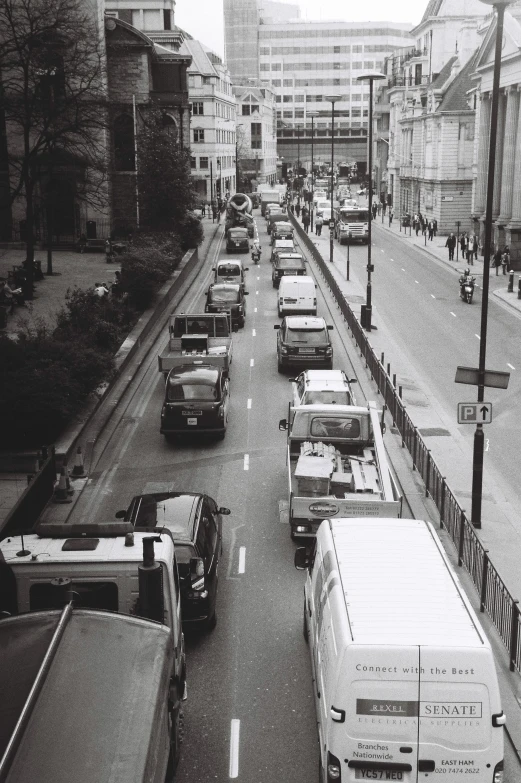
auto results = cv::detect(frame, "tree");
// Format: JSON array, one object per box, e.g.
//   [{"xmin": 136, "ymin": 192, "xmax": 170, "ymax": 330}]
[
  {"xmin": 137, "ymin": 109, "xmax": 198, "ymax": 231},
  {"xmin": 0, "ymin": 0, "xmax": 108, "ymax": 283}
]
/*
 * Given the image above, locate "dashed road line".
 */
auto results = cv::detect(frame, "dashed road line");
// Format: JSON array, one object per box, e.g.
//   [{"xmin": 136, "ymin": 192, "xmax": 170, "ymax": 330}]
[
  {"xmin": 252, "ymin": 329, "xmax": 256, "ymax": 337},
  {"xmin": 431, "ymin": 294, "xmax": 435, "ymax": 299},
  {"xmin": 507, "ymin": 363, "xmax": 516, "ymax": 370},
  {"xmin": 247, "ymin": 398, "xmax": 252, "ymax": 409},
  {"xmin": 243, "ymin": 454, "xmax": 249, "ymax": 471},
  {"xmin": 254, "ymin": 307, "xmax": 257, "ymax": 313},
  {"xmin": 450, "ymin": 312, "xmax": 456, "ymax": 317},
  {"xmin": 250, "ymin": 358, "xmax": 254, "ymax": 367},
  {"xmin": 229, "ymin": 719, "xmax": 240, "ymax": 778},
  {"xmin": 415, "ymin": 280, "xmax": 419, "ymax": 284},
  {"xmin": 475, "ymin": 334, "xmax": 481, "ymax": 340},
  {"xmin": 238, "ymin": 547, "xmax": 246, "ymax": 574}
]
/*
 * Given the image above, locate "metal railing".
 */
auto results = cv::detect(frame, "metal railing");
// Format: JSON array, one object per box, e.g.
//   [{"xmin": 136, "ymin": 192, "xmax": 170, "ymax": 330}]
[
  {"xmin": 0, "ymin": 447, "xmax": 57, "ymax": 538},
  {"xmin": 288, "ymin": 211, "xmax": 521, "ymax": 674}
]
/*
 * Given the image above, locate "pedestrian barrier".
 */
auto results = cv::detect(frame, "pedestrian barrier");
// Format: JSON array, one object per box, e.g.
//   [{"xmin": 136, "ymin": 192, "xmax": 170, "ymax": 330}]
[{"xmin": 289, "ymin": 211, "xmax": 521, "ymax": 674}]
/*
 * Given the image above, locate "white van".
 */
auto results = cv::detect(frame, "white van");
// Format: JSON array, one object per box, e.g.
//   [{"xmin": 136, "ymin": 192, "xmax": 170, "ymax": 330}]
[
  {"xmin": 295, "ymin": 517, "xmax": 505, "ymax": 783},
  {"xmin": 278, "ymin": 275, "xmax": 316, "ymax": 317}
]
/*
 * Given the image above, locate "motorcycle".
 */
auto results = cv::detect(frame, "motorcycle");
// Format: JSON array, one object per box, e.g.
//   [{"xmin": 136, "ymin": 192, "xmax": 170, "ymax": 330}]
[
  {"xmin": 460, "ymin": 277, "xmax": 475, "ymax": 304},
  {"xmin": 251, "ymin": 248, "xmax": 261, "ymax": 265}
]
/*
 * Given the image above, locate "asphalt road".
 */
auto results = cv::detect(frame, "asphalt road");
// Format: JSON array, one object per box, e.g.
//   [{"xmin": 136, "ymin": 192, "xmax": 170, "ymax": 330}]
[{"xmin": 65, "ymin": 210, "xmax": 520, "ymax": 781}]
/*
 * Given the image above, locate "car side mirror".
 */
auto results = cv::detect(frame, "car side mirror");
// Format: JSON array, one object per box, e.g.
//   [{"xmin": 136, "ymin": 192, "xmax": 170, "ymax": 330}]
[
  {"xmin": 115, "ymin": 509, "xmax": 126, "ymax": 519},
  {"xmin": 212, "ymin": 267, "xmax": 216, "ymax": 271},
  {"xmin": 244, "ymin": 291, "xmax": 249, "ymax": 295},
  {"xmin": 219, "ymin": 507, "xmax": 231, "ymax": 515},
  {"xmin": 289, "ymin": 378, "xmax": 297, "ymax": 383},
  {"xmin": 294, "ymin": 547, "xmax": 311, "ymax": 570},
  {"xmin": 327, "ymin": 325, "xmax": 334, "ymax": 330},
  {"xmin": 349, "ymin": 378, "xmax": 357, "ymax": 384},
  {"xmin": 244, "ymin": 267, "xmax": 249, "ymax": 271},
  {"xmin": 279, "ymin": 418, "xmax": 288, "ymax": 431},
  {"xmin": 273, "ymin": 324, "xmax": 280, "ymax": 330}
]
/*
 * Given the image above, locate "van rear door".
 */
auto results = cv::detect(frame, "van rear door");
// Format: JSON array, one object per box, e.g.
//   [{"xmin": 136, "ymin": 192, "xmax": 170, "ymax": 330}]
[
  {"xmin": 418, "ymin": 647, "xmax": 501, "ymax": 779},
  {"xmin": 339, "ymin": 646, "xmax": 420, "ymax": 782}
]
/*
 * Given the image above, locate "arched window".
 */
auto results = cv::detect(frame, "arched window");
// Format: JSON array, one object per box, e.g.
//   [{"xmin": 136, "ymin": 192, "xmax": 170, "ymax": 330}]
[
  {"xmin": 114, "ymin": 114, "xmax": 135, "ymax": 171},
  {"xmin": 162, "ymin": 113, "xmax": 178, "ymax": 142}
]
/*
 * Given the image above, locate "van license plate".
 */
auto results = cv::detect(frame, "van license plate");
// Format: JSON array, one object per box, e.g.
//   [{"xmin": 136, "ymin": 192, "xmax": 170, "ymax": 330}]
[
  {"xmin": 299, "ymin": 348, "xmax": 315, "ymax": 354},
  {"xmin": 355, "ymin": 771, "xmax": 403, "ymax": 780},
  {"xmin": 186, "ymin": 418, "xmax": 198, "ymax": 425}
]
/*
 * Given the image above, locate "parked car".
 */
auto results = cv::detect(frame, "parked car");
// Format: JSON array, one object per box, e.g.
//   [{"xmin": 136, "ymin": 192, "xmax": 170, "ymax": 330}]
[
  {"xmin": 226, "ymin": 226, "xmax": 250, "ymax": 253},
  {"xmin": 213, "ymin": 259, "xmax": 248, "ymax": 291},
  {"xmin": 116, "ymin": 492, "xmax": 231, "ymax": 630},
  {"xmin": 205, "ymin": 282, "xmax": 248, "ymax": 328},
  {"xmin": 160, "ymin": 364, "xmax": 231, "ymax": 440},
  {"xmin": 274, "ymin": 315, "xmax": 333, "ymax": 372},
  {"xmin": 265, "ymin": 204, "xmax": 284, "ymax": 223},
  {"xmin": 272, "ymin": 253, "xmax": 306, "ymax": 288},
  {"xmin": 290, "ymin": 369, "xmax": 357, "ymax": 406}
]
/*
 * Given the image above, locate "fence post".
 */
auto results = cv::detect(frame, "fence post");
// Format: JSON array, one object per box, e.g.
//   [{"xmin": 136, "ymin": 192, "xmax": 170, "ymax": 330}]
[
  {"xmin": 479, "ymin": 551, "xmax": 489, "ymax": 613},
  {"xmin": 458, "ymin": 509, "xmax": 466, "ymax": 567},
  {"xmin": 439, "ymin": 478, "xmax": 446, "ymax": 529},
  {"xmin": 412, "ymin": 428, "xmax": 418, "ymax": 470},
  {"xmin": 510, "ymin": 600, "xmax": 520, "ymax": 672},
  {"xmin": 425, "ymin": 450, "xmax": 431, "ymax": 497}
]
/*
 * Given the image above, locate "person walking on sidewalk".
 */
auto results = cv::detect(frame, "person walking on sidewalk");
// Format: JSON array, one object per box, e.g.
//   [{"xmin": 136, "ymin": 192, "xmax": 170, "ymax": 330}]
[
  {"xmin": 315, "ymin": 213, "xmax": 323, "ymax": 236},
  {"xmin": 501, "ymin": 246, "xmax": 510, "ymax": 275},
  {"xmin": 492, "ymin": 248, "xmax": 502, "ymax": 275},
  {"xmin": 445, "ymin": 232, "xmax": 456, "ymax": 261},
  {"xmin": 433, "ymin": 218, "xmax": 438, "ymax": 237},
  {"xmin": 295, "ymin": 202, "xmax": 301, "ymax": 218},
  {"xmin": 459, "ymin": 233, "xmax": 467, "ymax": 259},
  {"xmin": 389, "ymin": 208, "xmax": 394, "ymax": 226},
  {"xmin": 372, "ymin": 202, "xmax": 377, "ymax": 220},
  {"xmin": 428, "ymin": 220, "xmax": 434, "ymax": 241},
  {"xmin": 302, "ymin": 207, "xmax": 310, "ymax": 234},
  {"xmin": 472, "ymin": 234, "xmax": 479, "ymax": 262}
]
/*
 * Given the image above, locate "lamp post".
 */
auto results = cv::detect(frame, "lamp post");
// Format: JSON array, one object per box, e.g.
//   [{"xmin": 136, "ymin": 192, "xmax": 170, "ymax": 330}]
[
  {"xmin": 325, "ymin": 95, "xmax": 341, "ymax": 263},
  {"xmin": 471, "ymin": 0, "xmax": 514, "ymax": 528},
  {"xmin": 307, "ymin": 110, "xmax": 319, "ymax": 232},
  {"xmin": 296, "ymin": 124, "xmax": 301, "ymax": 199},
  {"xmin": 356, "ymin": 71, "xmax": 385, "ymax": 330}
]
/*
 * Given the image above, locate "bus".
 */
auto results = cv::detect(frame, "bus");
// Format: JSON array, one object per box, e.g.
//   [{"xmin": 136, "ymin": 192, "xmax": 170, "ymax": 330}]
[{"xmin": 334, "ymin": 205, "xmax": 369, "ymax": 244}]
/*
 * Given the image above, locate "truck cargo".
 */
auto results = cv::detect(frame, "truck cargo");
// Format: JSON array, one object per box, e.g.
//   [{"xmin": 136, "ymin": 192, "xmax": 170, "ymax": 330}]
[
  {"xmin": 260, "ymin": 188, "xmax": 283, "ymax": 216},
  {"xmin": 158, "ymin": 312, "xmax": 234, "ymax": 376},
  {"xmin": 278, "ymin": 401, "xmax": 402, "ymax": 538},
  {"xmin": 0, "ymin": 606, "xmax": 179, "ymax": 783},
  {"xmin": 295, "ymin": 517, "xmax": 505, "ymax": 783},
  {"xmin": 225, "ymin": 192, "xmax": 254, "ymax": 236}
]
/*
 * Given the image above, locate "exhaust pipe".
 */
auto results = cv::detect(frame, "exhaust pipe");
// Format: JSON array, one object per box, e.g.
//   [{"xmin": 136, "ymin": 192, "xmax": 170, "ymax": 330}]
[{"xmin": 138, "ymin": 537, "xmax": 165, "ymax": 623}]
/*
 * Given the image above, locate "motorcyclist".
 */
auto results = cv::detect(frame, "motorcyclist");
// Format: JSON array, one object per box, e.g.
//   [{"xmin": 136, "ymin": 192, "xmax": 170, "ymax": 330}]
[
  {"xmin": 251, "ymin": 240, "xmax": 261, "ymax": 264},
  {"xmin": 459, "ymin": 268, "xmax": 475, "ymax": 299}
]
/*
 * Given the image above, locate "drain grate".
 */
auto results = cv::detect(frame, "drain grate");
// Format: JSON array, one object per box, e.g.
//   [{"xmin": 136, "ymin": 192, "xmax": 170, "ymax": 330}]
[{"xmin": 418, "ymin": 428, "xmax": 451, "ymax": 437}]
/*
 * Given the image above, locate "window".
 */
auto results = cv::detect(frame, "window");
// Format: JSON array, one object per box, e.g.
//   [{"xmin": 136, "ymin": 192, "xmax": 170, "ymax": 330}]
[
  {"xmin": 190, "ymin": 156, "xmax": 196, "ymax": 169},
  {"xmin": 295, "ymin": 109, "xmax": 304, "ymax": 118},
  {"xmin": 271, "ymin": 63, "xmax": 281, "ymax": 71},
  {"xmin": 283, "ymin": 110, "xmax": 293, "ymax": 118},
  {"xmin": 283, "ymin": 95, "xmax": 292, "ymax": 103},
  {"xmin": 242, "ymin": 105, "xmax": 251, "ymax": 115},
  {"xmin": 294, "ymin": 94, "xmax": 304, "ymax": 103},
  {"xmin": 276, "ymin": 95, "xmax": 281, "ymax": 103},
  {"xmin": 193, "ymin": 129, "xmax": 204, "ymax": 143},
  {"xmin": 200, "ymin": 157, "xmax": 209, "ymax": 169},
  {"xmin": 30, "ymin": 581, "xmax": 119, "ymax": 611},
  {"xmin": 283, "ymin": 79, "xmax": 293, "ymax": 87},
  {"xmin": 192, "ymin": 101, "xmax": 204, "ymax": 115},
  {"xmin": 113, "ymin": 114, "xmax": 135, "ymax": 171},
  {"xmin": 163, "ymin": 9, "xmax": 171, "ymax": 30},
  {"xmin": 272, "ymin": 79, "xmax": 281, "ymax": 86},
  {"xmin": 162, "ymin": 113, "xmax": 178, "ymax": 141}
]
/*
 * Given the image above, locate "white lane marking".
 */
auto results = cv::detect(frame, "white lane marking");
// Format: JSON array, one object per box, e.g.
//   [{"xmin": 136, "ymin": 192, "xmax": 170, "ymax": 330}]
[
  {"xmin": 243, "ymin": 454, "xmax": 249, "ymax": 471},
  {"xmin": 475, "ymin": 334, "xmax": 481, "ymax": 340},
  {"xmin": 431, "ymin": 294, "xmax": 435, "ymax": 299},
  {"xmin": 415, "ymin": 280, "xmax": 419, "ymax": 284},
  {"xmin": 238, "ymin": 547, "xmax": 246, "ymax": 574},
  {"xmin": 250, "ymin": 358, "xmax": 254, "ymax": 367},
  {"xmin": 247, "ymin": 398, "xmax": 252, "ymax": 409},
  {"xmin": 257, "ymin": 276, "xmax": 260, "ymax": 280},
  {"xmin": 254, "ymin": 307, "xmax": 257, "ymax": 312},
  {"xmin": 401, "ymin": 268, "xmax": 405, "ymax": 271},
  {"xmin": 255, "ymin": 290, "xmax": 259, "ymax": 295},
  {"xmin": 450, "ymin": 312, "xmax": 456, "ymax": 317},
  {"xmin": 507, "ymin": 363, "xmax": 516, "ymax": 370},
  {"xmin": 229, "ymin": 719, "xmax": 240, "ymax": 778},
  {"xmin": 252, "ymin": 329, "xmax": 256, "ymax": 336},
  {"xmin": 390, "ymin": 258, "xmax": 394, "ymax": 262},
  {"xmin": 381, "ymin": 249, "xmax": 384, "ymax": 253}
]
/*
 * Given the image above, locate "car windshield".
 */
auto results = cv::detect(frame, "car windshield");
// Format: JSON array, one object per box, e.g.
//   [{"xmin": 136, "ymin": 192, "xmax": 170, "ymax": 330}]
[
  {"xmin": 286, "ymin": 328, "xmax": 327, "ymax": 345},
  {"xmin": 217, "ymin": 264, "xmax": 241, "ymax": 276},
  {"xmin": 279, "ymin": 257, "xmax": 303, "ymax": 268},
  {"xmin": 210, "ymin": 289, "xmax": 239, "ymax": 303},
  {"xmin": 167, "ymin": 383, "xmax": 218, "ymax": 402},
  {"xmin": 310, "ymin": 417, "xmax": 361, "ymax": 438},
  {"xmin": 304, "ymin": 391, "xmax": 351, "ymax": 405},
  {"xmin": 229, "ymin": 230, "xmax": 247, "ymax": 238}
]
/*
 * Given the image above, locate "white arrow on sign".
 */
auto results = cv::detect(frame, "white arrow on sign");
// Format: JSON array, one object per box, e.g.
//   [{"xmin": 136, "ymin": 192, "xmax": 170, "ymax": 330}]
[{"xmin": 457, "ymin": 402, "xmax": 493, "ymax": 424}]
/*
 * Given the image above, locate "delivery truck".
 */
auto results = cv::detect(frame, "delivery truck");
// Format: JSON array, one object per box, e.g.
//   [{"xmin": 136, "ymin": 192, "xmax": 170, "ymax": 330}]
[
  {"xmin": 158, "ymin": 312, "xmax": 234, "ymax": 377},
  {"xmin": 295, "ymin": 517, "xmax": 505, "ymax": 783}
]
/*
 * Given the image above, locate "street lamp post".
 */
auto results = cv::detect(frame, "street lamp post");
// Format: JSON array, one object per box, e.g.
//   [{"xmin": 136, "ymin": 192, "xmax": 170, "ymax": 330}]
[
  {"xmin": 356, "ymin": 71, "xmax": 385, "ymax": 330},
  {"xmin": 307, "ymin": 111, "xmax": 319, "ymax": 232},
  {"xmin": 471, "ymin": 0, "xmax": 514, "ymax": 528},
  {"xmin": 325, "ymin": 95, "xmax": 341, "ymax": 263},
  {"xmin": 296, "ymin": 124, "xmax": 301, "ymax": 199}
]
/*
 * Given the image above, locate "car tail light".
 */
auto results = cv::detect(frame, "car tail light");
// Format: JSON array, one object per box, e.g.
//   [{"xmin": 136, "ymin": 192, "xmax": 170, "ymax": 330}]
[
  {"xmin": 327, "ymin": 751, "xmax": 341, "ymax": 781},
  {"xmin": 493, "ymin": 761, "xmax": 504, "ymax": 783}
]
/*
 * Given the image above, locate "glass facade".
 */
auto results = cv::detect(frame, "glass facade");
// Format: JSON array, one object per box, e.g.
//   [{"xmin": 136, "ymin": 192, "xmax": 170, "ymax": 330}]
[{"xmin": 223, "ymin": 0, "xmax": 259, "ymax": 83}]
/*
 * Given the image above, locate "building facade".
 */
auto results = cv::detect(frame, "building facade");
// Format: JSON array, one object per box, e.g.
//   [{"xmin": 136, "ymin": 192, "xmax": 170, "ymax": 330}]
[{"xmin": 234, "ymin": 84, "xmax": 278, "ymax": 188}]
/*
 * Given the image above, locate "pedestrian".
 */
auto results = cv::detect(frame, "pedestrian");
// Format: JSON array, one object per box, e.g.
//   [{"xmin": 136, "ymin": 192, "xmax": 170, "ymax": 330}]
[
  {"xmin": 105, "ymin": 239, "xmax": 114, "ymax": 263},
  {"xmin": 389, "ymin": 208, "xmax": 393, "ymax": 226},
  {"xmin": 414, "ymin": 214, "xmax": 420, "ymax": 236},
  {"xmin": 201, "ymin": 202, "xmax": 206, "ymax": 217},
  {"xmin": 302, "ymin": 212, "xmax": 310, "ymax": 233},
  {"xmin": 289, "ymin": 202, "xmax": 295, "ymax": 215},
  {"xmin": 315, "ymin": 213, "xmax": 323, "ymax": 236},
  {"xmin": 492, "ymin": 248, "xmax": 502, "ymax": 275},
  {"xmin": 428, "ymin": 220, "xmax": 434, "ymax": 241},
  {"xmin": 382, "ymin": 202, "xmax": 387, "ymax": 216},
  {"xmin": 472, "ymin": 234, "xmax": 479, "ymax": 262},
  {"xmin": 372, "ymin": 202, "xmax": 377, "ymax": 220},
  {"xmin": 501, "ymin": 246, "xmax": 510, "ymax": 275},
  {"xmin": 94, "ymin": 282, "xmax": 109, "ymax": 298},
  {"xmin": 377, "ymin": 201, "xmax": 382, "ymax": 215},
  {"xmin": 445, "ymin": 232, "xmax": 456, "ymax": 261},
  {"xmin": 433, "ymin": 219, "xmax": 438, "ymax": 236},
  {"xmin": 295, "ymin": 202, "xmax": 301, "ymax": 218},
  {"xmin": 420, "ymin": 215, "xmax": 426, "ymax": 235},
  {"xmin": 459, "ymin": 233, "xmax": 467, "ymax": 258}
]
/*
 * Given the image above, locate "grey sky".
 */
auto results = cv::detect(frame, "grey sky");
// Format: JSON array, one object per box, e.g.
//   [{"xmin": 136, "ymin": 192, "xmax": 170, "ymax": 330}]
[{"xmin": 175, "ymin": 0, "xmax": 423, "ymax": 58}]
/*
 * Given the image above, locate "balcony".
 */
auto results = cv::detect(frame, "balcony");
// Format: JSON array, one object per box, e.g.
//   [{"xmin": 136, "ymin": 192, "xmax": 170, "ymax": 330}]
[{"xmin": 387, "ymin": 74, "xmax": 431, "ymax": 90}]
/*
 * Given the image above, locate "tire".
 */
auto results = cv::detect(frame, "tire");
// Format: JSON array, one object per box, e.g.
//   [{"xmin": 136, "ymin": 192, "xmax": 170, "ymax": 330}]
[
  {"xmin": 205, "ymin": 607, "xmax": 217, "ymax": 630},
  {"xmin": 165, "ymin": 693, "xmax": 182, "ymax": 781},
  {"xmin": 277, "ymin": 359, "xmax": 284, "ymax": 374},
  {"xmin": 164, "ymin": 433, "xmax": 175, "ymax": 443},
  {"xmin": 239, "ymin": 317, "xmax": 245, "ymax": 328},
  {"xmin": 216, "ymin": 429, "xmax": 226, "ymax": 441}
]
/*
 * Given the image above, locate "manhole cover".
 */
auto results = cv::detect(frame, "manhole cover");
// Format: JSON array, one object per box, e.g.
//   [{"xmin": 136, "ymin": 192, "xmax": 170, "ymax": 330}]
[{"xmin": 418, "ymin": 428, "xmax": 451, "ymax": 437}]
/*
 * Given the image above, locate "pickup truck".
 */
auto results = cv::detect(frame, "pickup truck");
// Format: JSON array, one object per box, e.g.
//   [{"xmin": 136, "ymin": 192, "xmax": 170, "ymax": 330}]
[
  {"xmin": 278, "ymin": 401, "xmax": 402, "ymax": 538},
  {"xmin": 158, "ymin": 312, "xmax": 234, "ymax": 377}
]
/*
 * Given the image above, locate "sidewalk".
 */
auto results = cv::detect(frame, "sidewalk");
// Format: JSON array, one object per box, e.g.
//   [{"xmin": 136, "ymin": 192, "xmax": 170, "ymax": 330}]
[{"xmin": 0, "ymin": 214, "xmax": 219, "ymax": 522}]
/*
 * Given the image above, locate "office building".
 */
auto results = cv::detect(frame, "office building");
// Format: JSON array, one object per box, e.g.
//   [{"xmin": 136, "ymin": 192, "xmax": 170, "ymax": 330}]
[{"xmin": 234, "ymin": 84, "xmax": 278, "ymax": 188}]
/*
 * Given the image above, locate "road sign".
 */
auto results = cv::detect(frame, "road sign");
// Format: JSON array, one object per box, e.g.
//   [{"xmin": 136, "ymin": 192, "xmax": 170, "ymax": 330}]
[
  {"xmin": 457, "ymin": 402, "xmax": 493, "ymax": 424},
  {"xmin": 455, "ymin": 366, "xmax": 510, "ymax": 389}
]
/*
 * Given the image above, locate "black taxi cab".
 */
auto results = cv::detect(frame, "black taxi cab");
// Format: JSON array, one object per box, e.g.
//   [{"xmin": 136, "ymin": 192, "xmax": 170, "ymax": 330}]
[
  {"xmin": 272, "ymin": 252, "xmax": 306, "ymax": 288},
  {"xmin": 205, "ymin": 282, "xmax": 248, "ymax": 328},
  {"xmin": 160, "ymin": 364, "xmax": 230, "ymax": 440}
]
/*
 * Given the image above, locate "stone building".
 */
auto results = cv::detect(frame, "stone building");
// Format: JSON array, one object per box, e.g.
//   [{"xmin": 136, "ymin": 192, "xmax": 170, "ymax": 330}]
[
  {"xmin": 234, "ymin": 84, "xmax": 278, "ymax": 189},
  {"xmin": 471, "ymin": 4, "xmax": 521, "ymax": 265}
]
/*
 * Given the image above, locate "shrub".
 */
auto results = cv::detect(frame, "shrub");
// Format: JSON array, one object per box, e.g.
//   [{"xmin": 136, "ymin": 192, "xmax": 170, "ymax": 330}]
[
  {"xmin": 120, "ymin": 249, "xmax": 172, "ymax": 310},
  {"xmin": 176, "ymin": 212, "xmax": 203, "ymax": 250}
]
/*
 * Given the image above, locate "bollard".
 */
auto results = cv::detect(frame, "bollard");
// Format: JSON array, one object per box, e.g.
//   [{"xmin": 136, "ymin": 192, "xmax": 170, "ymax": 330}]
[
  {"xmin": 518, "ymin": 278, "xmax": 521, "ymax": 300},
  {"xmin": 386, "ymin": 362, "xmax": 390, "ymax": 376},
  {"xmin": 392, "ymin": 373, "xmax": 397, "ymax": 388},
  {"xmin": 508, "ymin": 270, "xmax": 514, "ymax": 293},
  {"xmin": 381, "ymin": 352, "xmax": 384, "ymax": 365},
  {"xmin": 399, "ymin": 385, "xmax": 402, "ymax": 398}
]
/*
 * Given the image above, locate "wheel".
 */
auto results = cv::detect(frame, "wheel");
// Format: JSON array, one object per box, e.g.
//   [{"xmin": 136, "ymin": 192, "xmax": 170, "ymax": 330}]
[
  {"xmin": 277, "ymin": 359, "xmax": 284, "ymax": 374},
  {"xmin": 272, "ymin": 279, "xmax": 277, "ymax": 288},
  {"xmin": 278, "ymin": 308, "xmax": 282, "ymax": 318},
  {"xmin": 165, "ymin": 691, "xmax": 183, "ymax": 781},
  {"xmin": 164, "ymin": 433, "xmax": 175, "ymax": 443},
  {"xmin": 216, "ymin": 429, "xmax": 226, "ymax": 441},
  {"xmin": 205, "ymin": 607, "xmax": 217, "ymax": 630},
  {"xmin": 239, "ymin": 317, "xmax": 245, "ymax": 328}
]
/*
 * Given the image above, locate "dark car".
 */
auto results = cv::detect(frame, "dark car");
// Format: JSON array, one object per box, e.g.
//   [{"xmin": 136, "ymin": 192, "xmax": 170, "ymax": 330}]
[
  {"xmin": 226, "ymin": 227, "xmax": 250, "ymax": 253},
  {"xmin": 271, "ymin": 221, "xmax": 294, "ymax": 245},
  {"xmin": 213, "ymin": 259, "xmax": 248, "ymax": 291},
  {"xmin": 267, "ymin": 211, "xmax": 288, "ymax": 234},
  {"xmin": 270, "ymin": 239, "xmax": 296, "ymax": 264},
  {"xmin": 205, "ymin": 282, "xmax": 248, "ymax": 328},
  {"xmin": 274, "ymin": 315, "xmax": 333, "ymax": 372},
  {"xmin": 116, "ymin": 492, "xmax": 230, "ymax": 630},
  {"xmin": 160, "ymin": 364, "xmax": 230, "ymax": 440},
  {"xmin": 272, "ymin": 253, "xmax": 306, "ymax": 288}
]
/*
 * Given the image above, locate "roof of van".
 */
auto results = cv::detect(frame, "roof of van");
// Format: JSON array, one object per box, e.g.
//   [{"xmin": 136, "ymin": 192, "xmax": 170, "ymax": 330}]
[
  {"xmin": 327, "ymin": 518, "xmax": 485, "ymax": 647},
  {"xmin": 0, "ymin": 609, "xmax": 172, "ymax": 783}
]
